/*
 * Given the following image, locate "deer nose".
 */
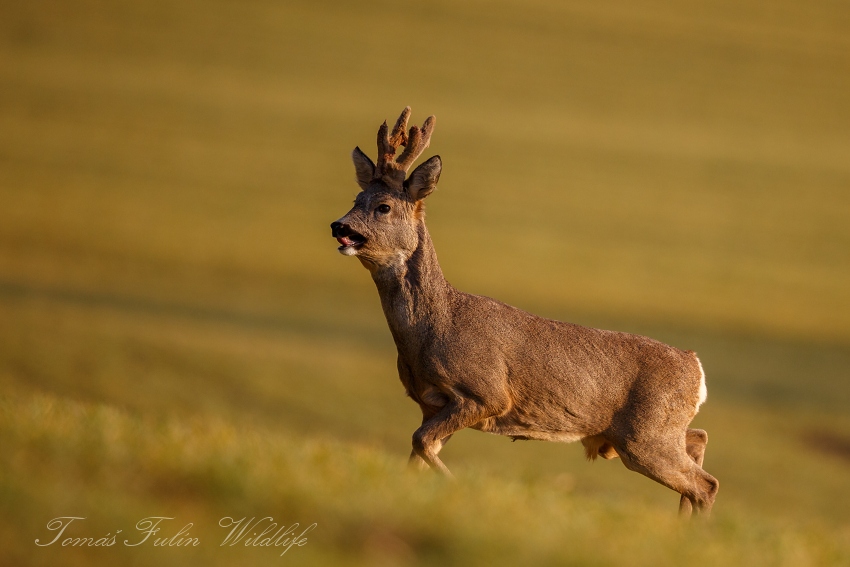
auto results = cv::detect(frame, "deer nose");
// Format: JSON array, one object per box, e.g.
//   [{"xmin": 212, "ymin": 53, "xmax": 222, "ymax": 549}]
[{"xmin": 330, "ymin": 221, "xmax": 350, "ymax": 238}]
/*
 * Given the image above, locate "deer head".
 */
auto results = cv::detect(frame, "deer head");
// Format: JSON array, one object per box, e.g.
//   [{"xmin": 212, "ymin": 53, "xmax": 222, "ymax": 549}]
[{"xmin": 331, "ymin": 107, "xmax": 441, "ymax": 269}]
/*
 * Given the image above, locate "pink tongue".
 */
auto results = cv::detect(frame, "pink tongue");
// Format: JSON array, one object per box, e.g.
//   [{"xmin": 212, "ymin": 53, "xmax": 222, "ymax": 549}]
[{"xmin": 339, "ymin": 236, "xmax": 353, "ymax": 246}]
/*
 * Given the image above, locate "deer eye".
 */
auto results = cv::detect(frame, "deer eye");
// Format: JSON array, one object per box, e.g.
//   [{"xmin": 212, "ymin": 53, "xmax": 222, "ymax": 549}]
[{"xmin": 376, "ymin": 204, "xmax": 391, "ymax": 214}]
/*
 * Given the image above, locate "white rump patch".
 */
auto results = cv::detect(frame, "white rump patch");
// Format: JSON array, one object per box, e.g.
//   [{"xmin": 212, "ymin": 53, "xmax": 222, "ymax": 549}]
[{"xmin": 695, "ymin": 355, "xmax": 707, "ymax": 412}]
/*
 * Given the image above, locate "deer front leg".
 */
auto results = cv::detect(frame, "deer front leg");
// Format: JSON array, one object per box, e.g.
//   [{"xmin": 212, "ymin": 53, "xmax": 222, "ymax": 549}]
[
  {"xmin": 408, "ymin": 434, "xmax": 453, "ymax": 471},
  {"xmin": 410, "ymin": 399, "xmax": 492, "ymax": 477},
  {"xmin": 408, "ymin": 409, "xmax": 455, "ymax": 471}
]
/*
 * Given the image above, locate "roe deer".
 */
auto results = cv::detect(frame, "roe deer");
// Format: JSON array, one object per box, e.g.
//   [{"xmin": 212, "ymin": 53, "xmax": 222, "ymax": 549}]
[{"xmin": 330, "ymin": 107, "xmax": 718, "ymax": 517}]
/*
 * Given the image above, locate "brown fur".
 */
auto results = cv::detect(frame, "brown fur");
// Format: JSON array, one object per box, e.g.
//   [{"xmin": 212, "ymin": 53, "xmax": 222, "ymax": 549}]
[
  {"xmin": 331, "ymin": 108, "xmax": 718, "ymax": 517},
  {"xmin": 413, "ymin": 201, "xmax": 425, "ymax": 221},
  {"xmin": 582, "ymin": 435, "xmax": 620, "ymax": 461}
]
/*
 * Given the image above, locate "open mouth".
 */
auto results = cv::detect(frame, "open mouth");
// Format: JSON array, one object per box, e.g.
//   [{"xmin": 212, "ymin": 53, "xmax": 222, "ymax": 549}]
[
  {"xmin": 336, "ymin": 233, "xmax": 366, "ymax": 250},
  {"xmin": 331, "ymin": 221, "xmax": 366, "ymax": 255},
  {"xmin": 334, "ymin": 227, "xmax": 366, "ymax": 255}
]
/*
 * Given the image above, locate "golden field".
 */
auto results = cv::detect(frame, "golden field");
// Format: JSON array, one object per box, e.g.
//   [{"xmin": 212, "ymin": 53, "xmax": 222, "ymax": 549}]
[{"xmin": 1, "ymin": 1, "xmax": 849, "ymax": 565}]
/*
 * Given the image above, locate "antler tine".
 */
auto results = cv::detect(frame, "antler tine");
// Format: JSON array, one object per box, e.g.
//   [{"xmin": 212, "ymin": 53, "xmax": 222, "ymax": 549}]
[
  {"xmin": 395, "ymin": 126, "xmax": 421, "ymax": 170},
  {"xmin": 376, "ymin": 107, "xmax": 413, "ymax": 178},
  {"xmin": 388, "ymin": 106, "xmax": 411, "ymax": 148},
  {"xmin": 396, "ymin": 115, "xmax": 435, "ymax": 171},
  {"xmin": 375, "ymin": 120, "xmax": 392, "ymax": 175}
]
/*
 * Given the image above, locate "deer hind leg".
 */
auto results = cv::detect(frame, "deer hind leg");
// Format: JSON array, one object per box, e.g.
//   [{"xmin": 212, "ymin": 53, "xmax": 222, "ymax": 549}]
[
  {"xmin": 619, "ymin": 436, "xmax": 719, "ymax": 518},
  {"xmin": 410, "ymin": 399, "xmax": 494, "ymax": 477},
  {"xmin": 678, "ymin": 428, "xmax": 709, "ymax": 514},
  {"xmin": 684, "ymin": 428, "xmax": 708, "ymax": 466}
]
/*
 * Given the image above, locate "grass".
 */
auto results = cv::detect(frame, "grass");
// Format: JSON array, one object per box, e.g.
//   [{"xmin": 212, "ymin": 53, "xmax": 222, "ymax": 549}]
[
  {"xmin": 1, "ymin": 0, "xmax": 849, "ymax": 565},
  {"xmin": 3, "ymin": 390, "xmax": 848, "ymax": 567}
]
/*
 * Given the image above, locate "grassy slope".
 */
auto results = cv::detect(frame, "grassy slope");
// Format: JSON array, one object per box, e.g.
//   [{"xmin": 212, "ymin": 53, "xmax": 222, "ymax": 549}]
[
  {"xmin": 2, "ymin": 391, "xmax": 848, "ymax": 567},
  {"xmin": 1, "ymin": 0, "xmax": 849, "ymax": 565}
]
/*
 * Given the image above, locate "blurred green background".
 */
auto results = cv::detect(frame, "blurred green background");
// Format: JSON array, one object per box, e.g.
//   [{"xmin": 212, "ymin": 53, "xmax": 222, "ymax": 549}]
[{"xmin": 1, "ymin": 0, "xmax": 849, "ymax": 565}]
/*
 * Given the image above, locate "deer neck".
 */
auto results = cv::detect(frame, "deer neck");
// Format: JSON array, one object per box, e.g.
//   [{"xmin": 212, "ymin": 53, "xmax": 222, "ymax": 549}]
[{"xmin": 369, "ymin": 222, "xmax": 451, "ymax": 341}]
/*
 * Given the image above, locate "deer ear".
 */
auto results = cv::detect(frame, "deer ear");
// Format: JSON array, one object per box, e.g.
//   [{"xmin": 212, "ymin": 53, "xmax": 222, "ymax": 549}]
[
  {"xmin": 351, "ymin": 147, "xmax": 375, "ymax": 191},
  {"xmin": 405, "ymin": 155, "xmax": 441, "ymax": 201}
]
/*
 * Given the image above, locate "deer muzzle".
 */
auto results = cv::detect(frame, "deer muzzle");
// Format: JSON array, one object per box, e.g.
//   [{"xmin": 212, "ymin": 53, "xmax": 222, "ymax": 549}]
[{"xmin": 330, "ymin": 221, "xmax": 366, "ymax": 255}]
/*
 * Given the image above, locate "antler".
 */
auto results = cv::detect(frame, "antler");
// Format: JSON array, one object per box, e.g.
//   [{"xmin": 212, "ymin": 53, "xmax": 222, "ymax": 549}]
[{"xmin": 374, "ymin": 106, "xmax": 436, "ymax": 188}]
